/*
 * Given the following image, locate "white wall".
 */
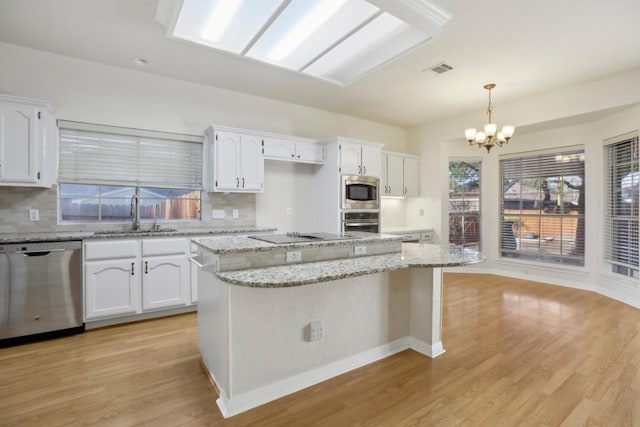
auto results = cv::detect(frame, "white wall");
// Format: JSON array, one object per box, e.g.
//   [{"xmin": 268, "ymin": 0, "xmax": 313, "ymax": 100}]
[
  {"xmin": 407, "ymin": 68, "xmax": 640, "ymax": 307},
  {"xmin": 0, "ymin": 41, "xmax": 408, "ymax": 232}
]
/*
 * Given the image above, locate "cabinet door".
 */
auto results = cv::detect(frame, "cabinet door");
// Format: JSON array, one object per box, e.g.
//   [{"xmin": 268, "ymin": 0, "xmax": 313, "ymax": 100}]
[
  {"xmin": 142, "ymin": 254, "xmax": 189, "ymax": 310},
  {"xmin": 386, "ymin": 154, "xmax": 404, "ymax": 196},
  {"xmin": 85, "ymin": 259, "xmax": 139, "ymax": 320},
  {"xmin": 361, "ymin": 146, "xmax": 381, "ymax": 177},
  {"xmin": 214, "ymin": 130, "xmax": 240, "ymax": 191},
  {"xmin": 0, "ymin": 102, "xmax": 39, "ymax": 184},
  {"xmin": 239, "ymin": 134, "xmax": 264, "ymax": 192},
  {"xmin": 190, "ymin": 254, "xmax": 198, "ymax": 304},
  {"xmin": 339, "ymin": 142, "xmax": 362, "ymax": 175},
  {"xmin": 295, "ymin": 142, "xmax": 324, "ymax": 163},
  {"xmin": 263, "ymin": 137, "xmax": 295, "ymax": 160},
  {"xmin": 380, "ymin": 155, "xmax": 388, "ymax": 195},
  {"xmin": 403, "ymin": 156, "xmax": 420, "ymax": 196}
]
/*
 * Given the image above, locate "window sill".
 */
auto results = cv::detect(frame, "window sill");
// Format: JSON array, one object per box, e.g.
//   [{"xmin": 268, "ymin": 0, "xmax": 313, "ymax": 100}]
[{"xmin": 496, "ymin": 256, "xmax": 589, "ymax": 276}]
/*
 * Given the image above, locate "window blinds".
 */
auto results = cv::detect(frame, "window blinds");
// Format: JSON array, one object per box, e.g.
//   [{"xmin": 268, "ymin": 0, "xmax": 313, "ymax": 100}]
[
  {"xmin": 58, "ymin": 121, "xmax": 203, "ymax": 189},
  {"xmin": 604, "ymin": 134, "xmax": 639, "ymax": 278},
  {"xmin": 499, "ymin": 147, "xmax": 585, "ymax": 265}
]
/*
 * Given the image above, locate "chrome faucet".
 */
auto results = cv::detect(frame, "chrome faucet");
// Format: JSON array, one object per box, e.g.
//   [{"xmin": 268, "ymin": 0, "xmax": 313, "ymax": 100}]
[
  {"xmin": 130, "ymin": 194, "xmax": 140, "ymax": 230},
  {"xmin": 152, "ymin": 204, "xmax": 160, "ymax": 231}
]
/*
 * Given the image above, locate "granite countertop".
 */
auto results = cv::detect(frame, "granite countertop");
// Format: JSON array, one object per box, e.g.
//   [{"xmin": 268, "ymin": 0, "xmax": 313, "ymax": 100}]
[
  {"xmin": 0, "ymin": 226, "xmax": 277, "ymax": 244},
  {"xmin": 193, "ymin": 232, "xmax": 405, "ymax": 255},
  {"xmin": 216, "ymin": 243, "xmax": 484, "ymax": 288},
  {"xmin": 381, "ymin": 226, "xmax": 434, "ymax": 234}
]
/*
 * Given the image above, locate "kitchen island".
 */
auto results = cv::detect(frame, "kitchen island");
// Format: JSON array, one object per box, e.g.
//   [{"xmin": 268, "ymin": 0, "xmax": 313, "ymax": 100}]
[{"xmin": 192, "ymin": 234, "xmax": 482, "ymax": 418}]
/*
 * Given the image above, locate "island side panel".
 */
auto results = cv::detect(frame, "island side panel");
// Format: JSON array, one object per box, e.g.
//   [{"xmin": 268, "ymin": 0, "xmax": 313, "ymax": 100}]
[
  {"xmin": 198, "ymin": 258, "xmax": 231, "ymax": 396},
  {"xmin": 226, "ymin": 272, "xmax": 410, "ymax": 396},
  {"xmin": 408, "ymin": 267, "xmax": 445, "ymax": 357}
]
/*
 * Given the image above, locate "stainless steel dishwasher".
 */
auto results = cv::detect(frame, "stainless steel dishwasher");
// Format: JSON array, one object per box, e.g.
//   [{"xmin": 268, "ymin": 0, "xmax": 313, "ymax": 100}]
[{"xmin": 0, "ymin": 240, "xmax": 84, "ymax": 346}]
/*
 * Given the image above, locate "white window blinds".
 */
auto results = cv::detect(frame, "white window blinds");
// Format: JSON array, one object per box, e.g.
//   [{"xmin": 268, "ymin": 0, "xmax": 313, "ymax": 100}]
[
  {"xmin": 604, "ymin": 133, "xmax": 639, "ymax": 279},
  {"xmin": 58, "ymin": 121, "xmax": 203, "ymax": 189},
  {"xmin": 500, "ymin": 146, "xmax": 585, "ymax": 266}
]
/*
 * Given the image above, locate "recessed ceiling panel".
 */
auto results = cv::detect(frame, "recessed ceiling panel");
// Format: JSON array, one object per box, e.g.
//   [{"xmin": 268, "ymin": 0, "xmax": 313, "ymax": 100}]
[
  {"xmin": 246, "ymin": 0, "xmax": 379, "ymax": 72},
  {"xmin": 304, "ymin": 13, "xmax": 430, "ymax": 85},
  {"xmin": 160, "ymin": 0, "xmax": 449, "ymax": 86},
  {"xmin": 172, "ymin": 0, "xmax": 284, "ymax": 54}
]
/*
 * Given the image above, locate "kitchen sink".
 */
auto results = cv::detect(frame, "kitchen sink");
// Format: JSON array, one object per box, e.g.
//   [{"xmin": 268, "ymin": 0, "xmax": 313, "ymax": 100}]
[{"xmin": 94, "ymin": 228, "xmax": 178, "ymax": 235}]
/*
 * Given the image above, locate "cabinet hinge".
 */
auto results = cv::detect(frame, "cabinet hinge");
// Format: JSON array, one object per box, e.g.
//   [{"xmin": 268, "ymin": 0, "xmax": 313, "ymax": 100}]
[{"xmin": 37, "ymin": 111, "xmax": 41, "ymax": 119}]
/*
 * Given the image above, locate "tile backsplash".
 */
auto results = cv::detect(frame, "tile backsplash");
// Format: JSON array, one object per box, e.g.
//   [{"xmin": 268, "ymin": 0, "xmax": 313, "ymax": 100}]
[{"xmin": 0, "ymin": 185, "xmax": 256, "ymax": 234}]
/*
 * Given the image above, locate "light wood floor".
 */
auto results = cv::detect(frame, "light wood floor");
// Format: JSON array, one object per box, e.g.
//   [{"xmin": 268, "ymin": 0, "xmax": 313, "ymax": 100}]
[{"xmin": 2, "ymin": 273, "xmax": 639, "ymax": 426}]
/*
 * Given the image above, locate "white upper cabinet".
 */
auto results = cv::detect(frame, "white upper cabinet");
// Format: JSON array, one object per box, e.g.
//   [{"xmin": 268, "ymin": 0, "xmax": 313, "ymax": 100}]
[
  {"xmin": 403, "ymin": 155, "xmax": 420, "ymax": 196},
  {"xmin": 382, "ymin": 153, "xmax": 404, "ymax": 196},
  {"xmin": 263, "ymin": 136, "xmax": 324, "ymax": 164},
  {"xmin": 380, "ymin": 151, "xmax": 420, "ymax": 197},
  {"xmin": 338, "ymin": 139, "xmax": 382, "ymax": 177},
  {"xmin": 204, "ymin": 127, "xmax": 264, "ymax": 193},
  {"xmin": 0, "ymin": 94, "xmax": 56, "ymax": 188}
]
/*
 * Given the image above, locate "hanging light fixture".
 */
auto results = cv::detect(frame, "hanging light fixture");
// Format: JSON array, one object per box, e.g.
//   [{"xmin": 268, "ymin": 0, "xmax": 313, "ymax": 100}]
[{"xmin": 464, "ymin": 83, "xmax": 515, "ymax": 152}]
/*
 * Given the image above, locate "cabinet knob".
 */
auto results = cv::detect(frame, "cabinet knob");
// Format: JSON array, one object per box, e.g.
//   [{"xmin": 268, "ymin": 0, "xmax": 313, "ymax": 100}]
[
  {"xmin": 131, "ymin": 262, "xmax": 135, "ymax": 276},
  {"xmin": 242, "ymin": 177, "xmax": 245, "ymax": 188},
  {"xmin": 291, "ymin": 154, "xmax": 295, "ymax": 157},
  {"xmin": 236, "ymin": 177, "xmax": 240, "ymax": 188},
  {"xmin": 145, "ymin": 261, "xmax": 148, "ymax": 274}
]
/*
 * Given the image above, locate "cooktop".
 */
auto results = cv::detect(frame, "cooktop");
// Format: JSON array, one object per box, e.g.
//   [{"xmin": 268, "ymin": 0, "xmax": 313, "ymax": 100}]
[{"xmin": 248, "ymin": 232, "xmax": 356, "ymax": 244}]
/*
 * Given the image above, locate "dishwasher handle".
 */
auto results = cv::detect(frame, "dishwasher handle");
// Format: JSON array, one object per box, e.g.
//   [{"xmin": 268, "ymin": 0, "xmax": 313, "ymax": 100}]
[{"xmin": 22, "ymin": 249, "xmax": 68, "ymax": 256}]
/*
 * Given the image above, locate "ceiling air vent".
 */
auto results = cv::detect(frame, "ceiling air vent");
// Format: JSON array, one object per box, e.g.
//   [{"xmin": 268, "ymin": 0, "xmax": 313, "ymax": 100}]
[{"xmin": 425, "ymin": 62, "xmax": 453, "ymax": 74}]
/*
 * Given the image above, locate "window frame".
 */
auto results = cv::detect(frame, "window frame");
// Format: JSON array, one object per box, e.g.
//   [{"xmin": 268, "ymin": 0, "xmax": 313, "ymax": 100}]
[
  {"xmin": 499, "ymin": 146, "xmax": 586, "ymax": 267},
  {"xmin": 57, "ymin": 121, "xmax": 203, "ymax": 224},
  {"xmin": 603, "ymin": 132, "xmax": 639, "ymax": 280},
  {"xmin": 448, "ymin": 158, "xmax": 482, "ymax": 250}
]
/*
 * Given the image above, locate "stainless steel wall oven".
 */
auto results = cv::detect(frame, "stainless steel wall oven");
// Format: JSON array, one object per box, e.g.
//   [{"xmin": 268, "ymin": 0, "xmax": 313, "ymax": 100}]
[{"xmin": 341, "ymin": 211, "xmax": 380, "ymax": 234}]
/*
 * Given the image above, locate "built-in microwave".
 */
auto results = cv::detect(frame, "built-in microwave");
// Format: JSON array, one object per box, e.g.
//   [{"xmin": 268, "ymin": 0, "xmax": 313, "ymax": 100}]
[{"xmin": 342, "ymin": 175, "xmax": 379, "ymax": 210}]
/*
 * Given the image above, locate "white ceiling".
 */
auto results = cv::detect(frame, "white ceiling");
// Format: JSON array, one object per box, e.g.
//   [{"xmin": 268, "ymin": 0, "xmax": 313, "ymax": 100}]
[{"xmin": 1, "ymin": 0, "xmax": 639, "ymax": 128}]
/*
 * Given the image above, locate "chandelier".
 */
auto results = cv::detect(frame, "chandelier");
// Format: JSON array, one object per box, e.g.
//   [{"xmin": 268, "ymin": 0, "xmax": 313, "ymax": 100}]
[{"xmin": 464, "ymin": 83, "xmax": 515, "ymax": 152}]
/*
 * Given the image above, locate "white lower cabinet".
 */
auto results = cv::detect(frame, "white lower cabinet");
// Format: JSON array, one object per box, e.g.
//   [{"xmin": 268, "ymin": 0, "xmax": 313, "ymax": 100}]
[
  {"xmin": 84, "ymin": 237, "xmax": 191, "ymax": 322},
  {"xmin": 85, "ymin": 258, "xmax": 139, "ymax": 320},
  {"xmin": 142, "ymin": 254, "xmax": 189, "ymax": 310}
]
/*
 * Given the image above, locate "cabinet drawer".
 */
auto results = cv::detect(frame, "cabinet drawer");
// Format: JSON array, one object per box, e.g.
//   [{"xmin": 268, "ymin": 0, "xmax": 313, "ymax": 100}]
[
  {"xmin": 400, "ymin": 232, "xmax": 421, "ymax": 242},
  {"xmin": 142, "ymin": 238, "xmax": 187, "ymax": 256},
  {"xmin": 85, "ymin": 240, "xmax": 138, "ymax": 261}
]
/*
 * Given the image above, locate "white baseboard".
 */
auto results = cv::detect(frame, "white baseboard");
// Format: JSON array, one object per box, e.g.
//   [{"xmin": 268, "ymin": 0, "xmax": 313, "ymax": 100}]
[
  {"xmin": 214, "ymin": 337, "xmax": 411, "ymax": 418},
  {"xmin": 409, "ymin": 337, "xmax": 446, "ymax": 358}
]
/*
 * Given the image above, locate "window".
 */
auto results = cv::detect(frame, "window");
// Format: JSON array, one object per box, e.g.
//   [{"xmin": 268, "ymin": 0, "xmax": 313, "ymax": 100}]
[
  {"xmin": 604, "ymin": 133, "xmax": 639, "ymax": 279},
  {"xmin": 449, "ymin": 159, "xmax": 481, "ymax": 250},
  {"xmin": 58, "ymin": 121, "xmax": 202, "ymax": 223},
  {"xmin": 500, "ymin": 147, "xmax": 585, "ymax": 266}
]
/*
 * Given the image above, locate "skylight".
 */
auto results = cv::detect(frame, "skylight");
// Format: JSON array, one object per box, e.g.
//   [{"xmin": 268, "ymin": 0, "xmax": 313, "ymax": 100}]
[{"xmin": 156, "ymin": 0, "xmax": 452, "ymax": 86}]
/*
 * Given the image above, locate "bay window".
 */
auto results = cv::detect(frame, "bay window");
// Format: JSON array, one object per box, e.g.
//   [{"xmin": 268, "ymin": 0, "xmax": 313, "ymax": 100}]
[{"xmin": 500, "ymin": 147, "xmax": 585, "ymax": 266}]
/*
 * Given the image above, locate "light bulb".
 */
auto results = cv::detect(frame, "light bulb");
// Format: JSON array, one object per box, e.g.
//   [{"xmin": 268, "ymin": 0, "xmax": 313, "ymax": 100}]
[
  {"xmin": 465, "ymin": 128, "xmax": 477, "ymax": 142},
  {"xmin": 502, "ymin": 125, "xmax": 515, "ymax": 139},
  {"xmin": 475, "ymin": 132, "xmax": 486, "ymax": 143}
]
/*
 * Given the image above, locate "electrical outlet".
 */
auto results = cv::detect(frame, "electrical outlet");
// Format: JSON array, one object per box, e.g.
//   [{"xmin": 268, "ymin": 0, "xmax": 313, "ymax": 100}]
[
  {"xmin": 286, "ymin": 251, "xmax": 302, "ymax": 263},
  {"xmin": 212, "ymin": 209, "xmax": 225, "ymax": 219},
  {"xmin": 419, "ymin": 208, "xmax": 425, "ymax": 216},
  {"xmin": 354, "ymin": 245, "xmax": 367, "ymax": 256},
  {"xmin": 232, "ymin": 209, "xmax": 239, "ymax": 219},
  {"xmin": 286, "ymin": 207, "xmax": 292, "ymax": 216},
  {"xmin": 29, "ymin": 209, "xmax": 39, "ymax": 222},
  {"xmin": 309, "ymin": 320, "xmax": 323, "ymax": 341}
]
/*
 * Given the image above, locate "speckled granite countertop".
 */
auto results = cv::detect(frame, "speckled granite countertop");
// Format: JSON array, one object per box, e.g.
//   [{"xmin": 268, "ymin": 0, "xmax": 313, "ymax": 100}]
[
  {"xmin": 0, "ymin": 226, "xmax": 277, "ymax": 244},
  {"xmin": 216, "ymin": 243, "xmax": 484, "ymax": 288},
  {"xmin": 193, "ymin": 232, "xmax": 404, "ymax": 254}
]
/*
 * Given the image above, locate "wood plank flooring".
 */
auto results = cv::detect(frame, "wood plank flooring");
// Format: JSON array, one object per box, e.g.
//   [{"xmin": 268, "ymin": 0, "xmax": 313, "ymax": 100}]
[{"xmin": 1, "ymin": 273, "xmax": 639, "ymax": 426}]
